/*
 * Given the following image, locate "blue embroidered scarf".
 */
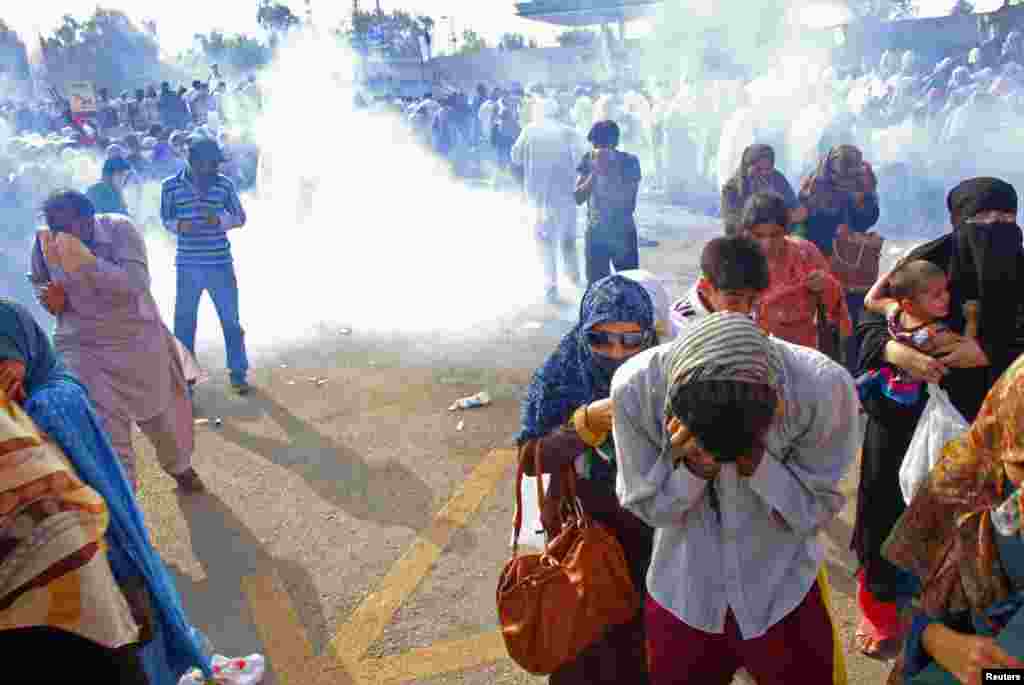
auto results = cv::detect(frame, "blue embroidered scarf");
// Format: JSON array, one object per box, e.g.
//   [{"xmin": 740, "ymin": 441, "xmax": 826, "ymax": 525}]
[{"xmin": 517, "ymin": 274, "xmax": 655, "ymax": 443}]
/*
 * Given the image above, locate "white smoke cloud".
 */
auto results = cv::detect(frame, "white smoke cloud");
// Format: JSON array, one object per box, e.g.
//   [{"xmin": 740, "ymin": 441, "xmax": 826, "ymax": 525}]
[{"xmin": 146, "ymin": 33, "xmax": 545, "ymax": 360}]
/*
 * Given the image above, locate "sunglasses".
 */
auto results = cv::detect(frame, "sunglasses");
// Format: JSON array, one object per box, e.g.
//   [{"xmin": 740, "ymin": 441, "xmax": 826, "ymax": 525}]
[
  {"xmin": 586, "ymin": 330, "xmax": 653, "ymax": 348},
  {"xmin": 45, "ymin": 218, "xmax": 77, "ymax": 234}
]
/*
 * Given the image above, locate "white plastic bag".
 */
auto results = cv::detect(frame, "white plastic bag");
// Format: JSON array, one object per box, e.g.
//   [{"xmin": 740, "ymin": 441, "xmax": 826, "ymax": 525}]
[
  {"xmin": 178, "ymin": 654, "xmax": 266, "ymax": 685},
  {"xmin": 510, "ymin": 474, "xmax": 549, "ymax": 551},
  {"xmin": 210, "ymin": 655, "xmax": 265, "ymax": 685},
  {"xmin": 900, "ymin": 384, "xmax": 969, "ymax": 505}
]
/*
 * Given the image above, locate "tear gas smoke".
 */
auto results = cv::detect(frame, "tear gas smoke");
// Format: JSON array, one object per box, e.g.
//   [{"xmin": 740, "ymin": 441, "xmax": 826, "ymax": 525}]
[
  {"xmin": 641, "ymin": 0, "xmax": 1024, "ymax": 237},
  {"xmin": 145, "ymin": 34, "xmax": 547, "ymax": 360}
]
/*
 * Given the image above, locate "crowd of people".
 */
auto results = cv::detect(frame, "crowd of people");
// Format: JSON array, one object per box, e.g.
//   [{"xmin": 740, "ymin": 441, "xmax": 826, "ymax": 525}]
[
  {"xmin": 517, "ymin": 176, "xmax": 1024, "ymax": 685},
  {"xmin": 0, "ymin": 70, "xmax": 261, "ymax": 682},
  {"xmin": 364, "ymin": 25, "xmax": 1024, "ymax": 232},
  {"xmin": 4, "ymin": 20, "xmax": 1024, "ymax": 685},
  {"xmin": 0, "ymin": 75, "xmax": 262, "ymax": 314}
]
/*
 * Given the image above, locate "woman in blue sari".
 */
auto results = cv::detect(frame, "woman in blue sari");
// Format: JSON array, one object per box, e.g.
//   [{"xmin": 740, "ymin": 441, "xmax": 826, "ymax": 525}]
[{"xmin": 0, "ymin": 298, "xmax": 211, "ymax": 685}]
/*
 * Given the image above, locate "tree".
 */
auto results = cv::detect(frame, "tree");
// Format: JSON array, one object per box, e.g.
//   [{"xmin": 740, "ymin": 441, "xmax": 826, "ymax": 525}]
[
  {"xmin": 556, "ymin": 29, "xmax": 596, "ymax": 48},
  {"xmin": 0, "ymin": 19, "xmax": 31, "ymax": 85},
  {"xmin": 458, "ymin": 29, "xmax": 488, "ymax": 55},
  {"xmin": 257, "ymin": 1, "xmax": 301, "ymax": 34},
  {"xmin": 37, "ymin": 9, "xmax": 177, "ymax": 93},
  {"xmin": 185, "ymin": 31, "xmax": 272, "ymax": 76},
  {"xmin": 499, "ymin": 33, "xmax": 527, "ymax": 50},
  {"xmin": 339, "ymin": 9, "xmax": 434, "ymax": 59},
  {"xmin": 950, "ymin": 0, "xmax": 975, "ymax": 14}
]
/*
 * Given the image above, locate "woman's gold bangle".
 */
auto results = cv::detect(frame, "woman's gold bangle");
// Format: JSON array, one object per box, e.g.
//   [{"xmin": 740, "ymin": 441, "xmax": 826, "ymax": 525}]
[{"xmin": 573, "ymin": 407, "xmax": 607, "ymax": 447}]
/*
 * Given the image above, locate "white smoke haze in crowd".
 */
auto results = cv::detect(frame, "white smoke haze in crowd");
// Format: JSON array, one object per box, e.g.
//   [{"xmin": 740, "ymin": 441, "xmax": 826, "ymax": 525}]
[
  {"xmin": 640, "ymin": 0, "xmax": 1024, "ymax": 237},
  {"xmin": 146, "ymin": 32, "xmax": 545, "ymax": 359}
]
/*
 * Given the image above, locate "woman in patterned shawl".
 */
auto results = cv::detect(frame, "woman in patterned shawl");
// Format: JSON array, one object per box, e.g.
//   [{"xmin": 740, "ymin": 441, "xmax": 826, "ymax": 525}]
[
  {"xmin": 882, "ymin": 353, "xmax": 1024, "ymax": 684},
  {"xmin": 720, "ymin": 144, "xmax": 804, "ymax": 237},
  {"xmin": 517, "ymin": 274, "xmax": 658, "ymax": 685},
  {"xmin": 799, "ymin": 144, "xmax": 881, "ymax": 372},
  {"xmin": 0, "ymin": 299, "xmax": 211, "ymax": 685},
  {"xmin": 0, "ymin": 387, "xmax": 146, "ymax": 681}
]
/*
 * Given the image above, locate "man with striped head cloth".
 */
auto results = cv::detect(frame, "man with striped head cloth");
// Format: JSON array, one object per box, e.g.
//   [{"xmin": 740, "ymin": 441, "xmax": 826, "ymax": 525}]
[{"xmin": 613, "ymin": 312, "xmax": 858, "ymax": 685}]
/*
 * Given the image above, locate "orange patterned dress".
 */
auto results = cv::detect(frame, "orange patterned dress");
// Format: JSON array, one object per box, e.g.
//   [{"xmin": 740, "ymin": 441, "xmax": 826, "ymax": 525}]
[
  {"xmin": 0, "ymin": 392, "xmax": 138, "ymax": 648},
  {"xmin": 756, "ymin": 236, "xmax": 853, "ymax": 350}
]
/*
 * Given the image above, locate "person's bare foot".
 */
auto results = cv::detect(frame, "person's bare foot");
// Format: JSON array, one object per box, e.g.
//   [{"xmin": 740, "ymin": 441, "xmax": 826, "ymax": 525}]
[
  {"xmin": 854, "ymin": 629, "xmax": 902, "ymax": 660},
  {"xmin": 174, "ymin": 468, "xmax": 206, "ymax": 493}
]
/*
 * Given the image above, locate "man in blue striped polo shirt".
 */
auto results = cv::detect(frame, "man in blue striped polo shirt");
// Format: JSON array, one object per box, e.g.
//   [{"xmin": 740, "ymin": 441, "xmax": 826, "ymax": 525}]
[{"xmin": 161, "ymin": 137, "xmax": 250, "ymax": 395}]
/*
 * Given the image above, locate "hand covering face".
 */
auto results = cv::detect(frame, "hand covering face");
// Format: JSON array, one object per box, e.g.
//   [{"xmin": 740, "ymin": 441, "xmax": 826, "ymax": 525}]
[{"xmin": 39, "ymin": 229, "xmax": 98, "ymax": 274}]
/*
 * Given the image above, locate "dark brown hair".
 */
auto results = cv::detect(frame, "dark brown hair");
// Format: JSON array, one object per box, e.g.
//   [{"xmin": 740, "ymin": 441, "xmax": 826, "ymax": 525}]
[
  {"xmin": 668, "ymin": 380, "xmax": 777, "ymax": 462},
  {"xmin": 887, "ymin": 259, "xmax": 946, "ymax": 301}
]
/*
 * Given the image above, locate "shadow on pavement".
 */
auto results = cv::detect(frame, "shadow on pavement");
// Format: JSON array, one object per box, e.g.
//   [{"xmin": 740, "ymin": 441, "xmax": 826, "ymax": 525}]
[
  {"xmin": 211, "ymin": 387, "xmax": 445, "ymax": 538},
  {"xmin": 823, "ymin": 512, "xmax": 857, "ymax": 599},
  {"xmin": 171, "ymin": 491, "xmax": 343, "ymax": 678}
]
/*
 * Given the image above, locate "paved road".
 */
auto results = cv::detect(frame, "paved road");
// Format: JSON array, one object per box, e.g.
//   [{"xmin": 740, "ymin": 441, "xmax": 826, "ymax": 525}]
[{"xmin": 134, "ymin": 203, "xmax": 924, "ymax": 684}]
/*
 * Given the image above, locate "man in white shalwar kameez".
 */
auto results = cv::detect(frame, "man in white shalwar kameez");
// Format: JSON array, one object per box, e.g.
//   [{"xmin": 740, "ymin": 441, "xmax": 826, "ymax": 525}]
[{"xmin": 511, "ymin": 99, "xmax": 588, "ymax": 303}]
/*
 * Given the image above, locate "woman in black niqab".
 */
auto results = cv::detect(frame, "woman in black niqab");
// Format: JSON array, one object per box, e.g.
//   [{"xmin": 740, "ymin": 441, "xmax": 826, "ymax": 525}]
[
  {"xmin": 850, "ymin": 177, "xmax": 1024, "ymax": 657},
  {"xmin": 890, "ymin": 177, "xmax": 1024, "ymax": 419}
]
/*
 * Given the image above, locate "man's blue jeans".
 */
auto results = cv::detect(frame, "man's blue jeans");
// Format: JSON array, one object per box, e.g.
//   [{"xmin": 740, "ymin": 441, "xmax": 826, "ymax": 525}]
[{"xmin": 174, "ymin": 263, "xmax": 248, "ymax": 384}]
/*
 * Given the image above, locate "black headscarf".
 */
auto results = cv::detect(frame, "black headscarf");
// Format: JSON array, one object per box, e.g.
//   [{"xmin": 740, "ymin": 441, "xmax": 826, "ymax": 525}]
[
  {"xmin": 722, "ymin": 144, "xmax": 777, "ymax": 199},
  {"xmin": 893, "ymin": 177, "xmax": 1024, "ymax": 419},
  {"xmin": 799, "ymin": 144, "xmax": 865, "ymax": 213}
]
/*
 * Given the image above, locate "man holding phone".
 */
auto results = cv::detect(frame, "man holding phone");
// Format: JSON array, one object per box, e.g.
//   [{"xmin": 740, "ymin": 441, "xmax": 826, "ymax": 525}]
[
  {"xmin": 160, "ymin": 137, "xmax": 250, "ymax": 395},
  {"xmin": 613, "ymin": 313, "xmax": 858, "ymax": 684}
]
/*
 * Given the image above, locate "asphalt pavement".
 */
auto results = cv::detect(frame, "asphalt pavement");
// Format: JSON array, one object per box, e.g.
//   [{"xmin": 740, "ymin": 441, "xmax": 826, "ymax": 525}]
[{"xmin": 131, "ymin": 200, "xmax": 923, "ymax": 684}]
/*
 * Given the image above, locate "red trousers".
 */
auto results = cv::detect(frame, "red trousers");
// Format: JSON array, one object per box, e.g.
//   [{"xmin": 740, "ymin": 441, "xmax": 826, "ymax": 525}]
[
  {"xmin": 856, "ymin": 568, "xmax": 903, "ymax": 640},
  {"xmin": 645, "ymin": 583, "xmax": 834, "ymax": 685}
]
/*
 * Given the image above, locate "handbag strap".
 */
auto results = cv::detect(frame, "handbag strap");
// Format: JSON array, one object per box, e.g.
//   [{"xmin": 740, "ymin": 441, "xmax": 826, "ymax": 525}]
[
  {"xmin": 832, "ymin": 235, "xmax": 867, "ymax": 269},
  {"xmin": 510, "ymin": 441, "xmax": 549, "ymax": 558},
  {"xmin": 557, "ymin": 461, "xmax": 588, "ymax": 529}
]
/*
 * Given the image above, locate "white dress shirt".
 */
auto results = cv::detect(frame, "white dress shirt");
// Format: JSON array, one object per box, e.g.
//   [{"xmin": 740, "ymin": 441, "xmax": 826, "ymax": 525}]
[{"xmin": 613, "ymin": 339, "xmax": 858, "ymax": 639}]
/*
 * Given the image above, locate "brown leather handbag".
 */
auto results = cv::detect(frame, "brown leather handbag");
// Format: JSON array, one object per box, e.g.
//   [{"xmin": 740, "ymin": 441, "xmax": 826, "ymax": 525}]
[{"xmin": 496, "ymin": 443, "xmax": 639, "ymax": 675}]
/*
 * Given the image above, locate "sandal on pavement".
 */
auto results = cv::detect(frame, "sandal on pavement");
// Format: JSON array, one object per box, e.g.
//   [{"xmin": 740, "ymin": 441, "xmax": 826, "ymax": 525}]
[
  {"xmin": 854, "ymin": 629, "xmax": 902, "ymax": 661},
  {"xmin": 174, "ymin": 468, "xmax": 206, "ymax": 493}
]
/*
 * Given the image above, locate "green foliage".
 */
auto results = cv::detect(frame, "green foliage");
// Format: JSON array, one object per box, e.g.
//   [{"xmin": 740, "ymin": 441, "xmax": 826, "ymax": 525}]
[
  {"xmin": 257, "ymin": 1, "xmax": 302, "ymax": 33},
  {"xmin": 0, "ymin": 19, "xmax": 31, "ymax": 84},
  {"xmin": 556, "ymin": 29, "xmax": 596, "ymax": 48},
  {"xmin": 458, "ymin": 29, "xmax": 488, "ymax": 55},
  {"xmin": 499, "ymin": 33, "xmax": 527, "ymax": 50},
  {"xmin": 340, "ymin": 9, "xmax": 434, "ymax": 59},
  {"xmin": 38, "ymin": 8, "xmax": 177, "ymax": 93},
  {"xmin": 186, "ymin": 31, "xmax": 272, "ymax": 76}
]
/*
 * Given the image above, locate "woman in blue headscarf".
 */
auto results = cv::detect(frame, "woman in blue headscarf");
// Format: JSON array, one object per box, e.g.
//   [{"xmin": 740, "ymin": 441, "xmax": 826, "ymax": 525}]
[
  {"xmin": 517, "ymin": 274, "xmax": 658, "ymax": 685},
  {"xmin": 0, "ymin": 298, "xmax": 211, "ymax": 685}
]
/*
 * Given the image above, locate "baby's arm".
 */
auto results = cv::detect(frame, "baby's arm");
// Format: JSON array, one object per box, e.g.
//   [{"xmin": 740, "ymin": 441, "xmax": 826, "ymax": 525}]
[{"xmin": 864, "ymin": 267, "xmax": 900, "ymax": 316}]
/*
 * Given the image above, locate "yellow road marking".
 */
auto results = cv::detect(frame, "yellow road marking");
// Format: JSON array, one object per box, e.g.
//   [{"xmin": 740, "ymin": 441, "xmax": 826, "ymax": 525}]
[
  {"xmin": 328, "ymin": 448, "xmax": 515, "ymax": 669},
  {"xmin": 243, "ymin": 571, "xmax": 354, "ymax": 685},
  {"xmin": 356, "ymin": 630, "xmax": 509, "ymax": 685},
  {"xmin": 241, "ymin": 447, "xmax": 520, "ymax": 683}
]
